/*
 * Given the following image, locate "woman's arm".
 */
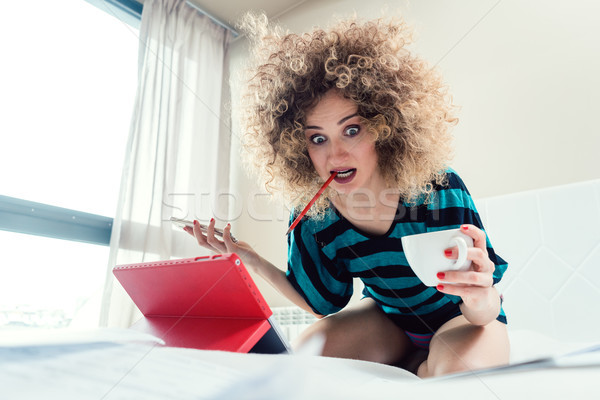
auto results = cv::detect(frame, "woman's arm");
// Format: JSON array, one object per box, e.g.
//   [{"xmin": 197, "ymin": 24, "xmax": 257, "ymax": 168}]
[{"xmin": 248, "ymin": 254, "xmax": 324, "ymax": 318}]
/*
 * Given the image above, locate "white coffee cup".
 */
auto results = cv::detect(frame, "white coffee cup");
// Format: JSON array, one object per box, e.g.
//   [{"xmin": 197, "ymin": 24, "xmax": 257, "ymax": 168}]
[{"xmin": 401, "ymin": 228, "xmax": 474, "ymax": 287}]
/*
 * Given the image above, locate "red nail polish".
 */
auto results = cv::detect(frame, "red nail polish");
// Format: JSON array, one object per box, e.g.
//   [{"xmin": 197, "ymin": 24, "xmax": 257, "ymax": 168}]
[
  {"xmin": 437, "ymin": 272, "xmax": 445, "ymax": 279},
  {"xmin": 193, "ymin": 220, "xmax": 198, "ymax": 225},
  {"xmin": 462, "ymin": 225, "xmax": 469, "ymax": 230},
  {"xmin": 444, "ymin": 249, "xmax": 452, "ymax": 257},
  {"xmin": 437, "ymin": 284, "xmax": 444, "ymax": 291}
]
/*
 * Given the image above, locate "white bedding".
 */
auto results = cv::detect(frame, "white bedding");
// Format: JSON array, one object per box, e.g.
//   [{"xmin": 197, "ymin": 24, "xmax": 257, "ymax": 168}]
[{"xmin": 1, "ymin": 327, "xmax": 599, "ymax": 400}]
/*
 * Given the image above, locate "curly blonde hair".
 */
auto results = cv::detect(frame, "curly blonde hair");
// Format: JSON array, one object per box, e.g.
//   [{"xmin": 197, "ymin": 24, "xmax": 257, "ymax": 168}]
[{"xmin": 238, "ymin": 14, "xmax": 457, "ymax": 216}]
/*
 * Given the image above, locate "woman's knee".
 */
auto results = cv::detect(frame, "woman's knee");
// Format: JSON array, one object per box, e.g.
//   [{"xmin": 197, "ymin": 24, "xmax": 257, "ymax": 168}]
[
  {"xmin": 293, "ymin": 301, "xmax": 411, "ymax": 364},
  {"xmin": 420, "ymin": 319, "xmax": 510, "ymax": 377},
  {"xmin": 292, "ymin": 313, "xmax": 342, "ymax": 350},
  {"xmin": 420, "ymin": 350, "xmax": 486, "ymax": 377}
]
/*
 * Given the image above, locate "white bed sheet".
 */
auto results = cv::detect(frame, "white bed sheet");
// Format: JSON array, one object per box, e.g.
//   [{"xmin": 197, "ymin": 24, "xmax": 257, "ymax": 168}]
[{"xmin": 1, "ymin": 328, "xmax": 598, "ymax": 400}]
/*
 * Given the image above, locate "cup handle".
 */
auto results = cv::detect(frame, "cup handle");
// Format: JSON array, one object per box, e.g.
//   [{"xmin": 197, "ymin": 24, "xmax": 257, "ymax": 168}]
[{"xmin": 451, "ymin": 236, "xmax": 468, "ymax": 269}]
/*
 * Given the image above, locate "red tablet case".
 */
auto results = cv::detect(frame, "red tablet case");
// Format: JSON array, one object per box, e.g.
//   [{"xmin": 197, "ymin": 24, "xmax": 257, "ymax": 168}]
[{"xmin": 113, "ymin": 253, "xmax": 273, "ymax": 353}]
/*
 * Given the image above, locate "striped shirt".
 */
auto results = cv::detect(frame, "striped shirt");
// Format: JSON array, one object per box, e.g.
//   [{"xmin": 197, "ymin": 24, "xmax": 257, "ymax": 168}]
[{"xmin": 286, "ymin": 169, "xmax": 508, "ymax": 334}]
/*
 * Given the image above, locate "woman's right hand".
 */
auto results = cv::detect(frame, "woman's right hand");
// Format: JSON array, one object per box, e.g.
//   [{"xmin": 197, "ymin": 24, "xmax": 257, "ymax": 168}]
[{"xmin": 183, "ymin": 219, "xmax": 264, "ymax": 274}]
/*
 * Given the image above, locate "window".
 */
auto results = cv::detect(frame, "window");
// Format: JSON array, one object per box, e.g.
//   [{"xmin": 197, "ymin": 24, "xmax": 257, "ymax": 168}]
[{"xmin": 0, "ymin": 0, "xmax": 141, "ymax": 329}]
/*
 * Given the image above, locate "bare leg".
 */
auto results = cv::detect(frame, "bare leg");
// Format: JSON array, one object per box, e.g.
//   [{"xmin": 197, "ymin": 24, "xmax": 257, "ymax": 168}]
[
  {"xmin": 293, "ymin": 298, "xmax": 412, "ymax": 365},
  {"xmin": 417, "ymin": 315, "xmax": 510, "ymax": 378}
]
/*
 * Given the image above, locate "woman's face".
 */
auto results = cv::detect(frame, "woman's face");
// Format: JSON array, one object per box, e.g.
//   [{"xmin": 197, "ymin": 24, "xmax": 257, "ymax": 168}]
[{"xmin": 304, "ymin": 90, "xmax": 382, "ymax": 196}]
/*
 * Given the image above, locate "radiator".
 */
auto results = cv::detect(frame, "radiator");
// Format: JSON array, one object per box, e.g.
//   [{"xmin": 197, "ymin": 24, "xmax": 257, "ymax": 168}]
[{"xmin": 271, "ymin": 306, "xmax": 317, "ymax": 343}]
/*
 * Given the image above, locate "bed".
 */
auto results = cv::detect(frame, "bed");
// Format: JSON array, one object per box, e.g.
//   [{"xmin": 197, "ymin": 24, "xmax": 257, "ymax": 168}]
[{"xmin": 1, "ymin": 327, "xmax": 599, "ymax": 399}]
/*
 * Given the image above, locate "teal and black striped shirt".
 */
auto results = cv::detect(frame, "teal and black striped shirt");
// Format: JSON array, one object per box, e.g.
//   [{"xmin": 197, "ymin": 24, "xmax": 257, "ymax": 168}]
[{"xmin": 286, "ymin": 169, "xmax": 507, "ymax": 334}]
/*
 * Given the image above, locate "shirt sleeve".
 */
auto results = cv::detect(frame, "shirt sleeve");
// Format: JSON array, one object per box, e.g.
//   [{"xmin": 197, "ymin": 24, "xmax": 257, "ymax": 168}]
[
  {"xmin": 285, "ymin": 213, "xmax": 354, "ymax": 316},
  {"xmin": 426, "ymin": 169, "xmax": 508, "ymax": 285}
]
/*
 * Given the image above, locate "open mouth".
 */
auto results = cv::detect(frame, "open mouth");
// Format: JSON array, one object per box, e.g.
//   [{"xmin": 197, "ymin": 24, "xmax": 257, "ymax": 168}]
[{"xmin": 331, "ymin": 168, "xmax": 356, "ymax": 183}]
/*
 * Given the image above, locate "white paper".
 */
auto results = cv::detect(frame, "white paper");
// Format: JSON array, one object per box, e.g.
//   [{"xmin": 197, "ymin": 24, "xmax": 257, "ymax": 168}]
[
  {"xmin": 0, "ymin": 329, "xmax": 417, "ymax": 400},
  {"xmin": 0, "ymin": 343, "xmax": 246, "ymax": 399}
]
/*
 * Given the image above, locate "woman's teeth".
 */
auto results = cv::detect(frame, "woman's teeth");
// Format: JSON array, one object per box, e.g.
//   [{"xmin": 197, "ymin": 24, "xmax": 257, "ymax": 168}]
[{"xmin": 335, "ymin": 169, "xmax": 355, "ymax": 178}]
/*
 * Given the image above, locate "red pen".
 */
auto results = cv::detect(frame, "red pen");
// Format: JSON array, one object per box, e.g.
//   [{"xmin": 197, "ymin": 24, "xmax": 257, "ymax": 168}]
[{"xmin": 285, "ymin": 171, "xmax": 338, "ymax": 236}]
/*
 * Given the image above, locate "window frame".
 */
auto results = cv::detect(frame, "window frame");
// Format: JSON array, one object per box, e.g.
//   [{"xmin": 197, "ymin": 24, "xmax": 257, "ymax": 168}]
[
  {"xmin": 0, "ymin": 195, "xmax": 113, "ymax": 246},
  {"xmin": 0, "ymin": 0, "xmax": 142, "ymax": 247},
  {"xmin": 85, "ymin": 0, "xmax": 143, "ymax": 29}
]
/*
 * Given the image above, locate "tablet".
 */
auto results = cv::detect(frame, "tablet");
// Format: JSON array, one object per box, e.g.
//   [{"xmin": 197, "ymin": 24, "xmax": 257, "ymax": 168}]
[{"xmin": 113, "ymin": 253, "xmax": 291, "ymax": 354}]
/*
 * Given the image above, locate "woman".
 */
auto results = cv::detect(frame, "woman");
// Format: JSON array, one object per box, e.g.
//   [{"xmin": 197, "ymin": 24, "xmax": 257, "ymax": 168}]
[{"xmin": 185, "ymin": 15, "xmax": 509, "ymax": 377}]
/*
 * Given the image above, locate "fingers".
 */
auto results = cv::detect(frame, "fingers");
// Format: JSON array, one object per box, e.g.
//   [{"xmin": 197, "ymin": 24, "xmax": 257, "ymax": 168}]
[
  {"xmin": 439, "ymin": 250, "xmax": 494, "ymax": 287},
  {"xmin": 444, "ymin": 247, "xmax": 494, "ymax": 273},
  {"xmin": 458, "ymin": 224, "xmax": 487, "ymax": 251},
  {"xmin": 437, "ymin": 225, "xmax": 497, "ymax": 308},
  {"xmin": 441, "ymin": 224, "xmax": 494, "ymax": 287},
  {"xmin": 436, "ymin": 283, "xmax": 492, "ymax": 299},
  {"xmin": 437, "ymin": 269, "xmax": 494, "ymax": 287},
  {"xmin": 192, "ymin": 219, "xmax": 214, "ymax": 249},
  {"xmin": 183, "ymin": 218, "xmax": 229, "ymax": 253},
  {"xmin": 222, "ymin": 223, "xmax": 234, "ymax": 246}
]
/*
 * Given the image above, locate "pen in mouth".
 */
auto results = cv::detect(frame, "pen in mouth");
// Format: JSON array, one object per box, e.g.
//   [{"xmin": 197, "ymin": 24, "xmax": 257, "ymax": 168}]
[{"xmin": 286, "ymin": 171, "xmax": 338, "ymax": 235}]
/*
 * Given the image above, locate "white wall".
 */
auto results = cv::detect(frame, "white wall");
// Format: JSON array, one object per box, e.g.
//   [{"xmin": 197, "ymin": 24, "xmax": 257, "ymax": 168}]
[{"xmin": 227, "ymin": 0, "xmax": 600, "ymax": 306}]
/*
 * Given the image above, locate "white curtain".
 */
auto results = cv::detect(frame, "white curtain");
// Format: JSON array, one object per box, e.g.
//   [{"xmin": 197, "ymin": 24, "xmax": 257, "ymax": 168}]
[{"xmin": 99, "ymin": 0, "xmax": 232, "ymax": 328}]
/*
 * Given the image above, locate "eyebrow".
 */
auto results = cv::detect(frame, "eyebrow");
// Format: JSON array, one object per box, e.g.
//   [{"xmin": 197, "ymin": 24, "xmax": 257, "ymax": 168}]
[{"xmin": 305, "ymin": 113, "xmax": 359, "ymax": 130}]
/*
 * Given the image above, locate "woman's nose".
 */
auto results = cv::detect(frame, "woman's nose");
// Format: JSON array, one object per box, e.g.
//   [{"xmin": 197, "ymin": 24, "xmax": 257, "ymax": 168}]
[{"xmin": 329, "ymin": 139, "xmax": 349, "ymax": 161}]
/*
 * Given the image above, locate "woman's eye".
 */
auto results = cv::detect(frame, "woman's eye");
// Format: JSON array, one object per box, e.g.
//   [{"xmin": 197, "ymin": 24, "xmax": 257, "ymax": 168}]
[
  {"xmin": 345, "ymin": 125, "xmax": 360, "ymax": 136},
  {"xmin": 310, "ymin": 134, "xmax": 326, "ymax": 144}
]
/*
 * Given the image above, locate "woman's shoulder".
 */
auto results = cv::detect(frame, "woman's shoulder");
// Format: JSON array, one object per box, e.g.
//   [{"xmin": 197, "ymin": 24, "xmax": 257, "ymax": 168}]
[
  {"xmin": 438, "ymin": 167, "xmax": 470, "ymax": 193},
  {"xmin": 401, "ymin": 168, "xmax": 471, "ymax": 208},
  {"xmin": 428, "ymin": 168, "xmax": 478, "ymax": 212}
]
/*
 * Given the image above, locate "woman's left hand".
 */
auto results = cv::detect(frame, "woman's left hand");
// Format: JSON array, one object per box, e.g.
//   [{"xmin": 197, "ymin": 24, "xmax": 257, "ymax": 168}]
[{"xmin": 436, "ymin": 224, "xmax": 496, "ymax": 312}]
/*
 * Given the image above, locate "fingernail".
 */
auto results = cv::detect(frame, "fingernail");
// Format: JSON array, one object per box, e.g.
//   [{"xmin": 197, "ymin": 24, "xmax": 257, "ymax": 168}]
[
  {"xmin": 437, "ymin": 272, "xmax": 445, "ymax": 279},
  {"xmin": 462, "ymin": 225, "xmax": 469, "ymax": 230},
  {"xmin": 437, "ymin": 284, "xmax": 444, "ymax": 291},
  {"xmin": 226, "ymin": 223, "xmax": 231, "ymax": 228},
  {"xmin": 210, "ymin": 218, "xmax": 215, "ymax": 223},
  {"xmin": 444, "ymin": 249, "xmax": 452, "ymax": 257},
  {"xmin": 193, "ymin": 220, "xmax": 198, "ymax": 226}
]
